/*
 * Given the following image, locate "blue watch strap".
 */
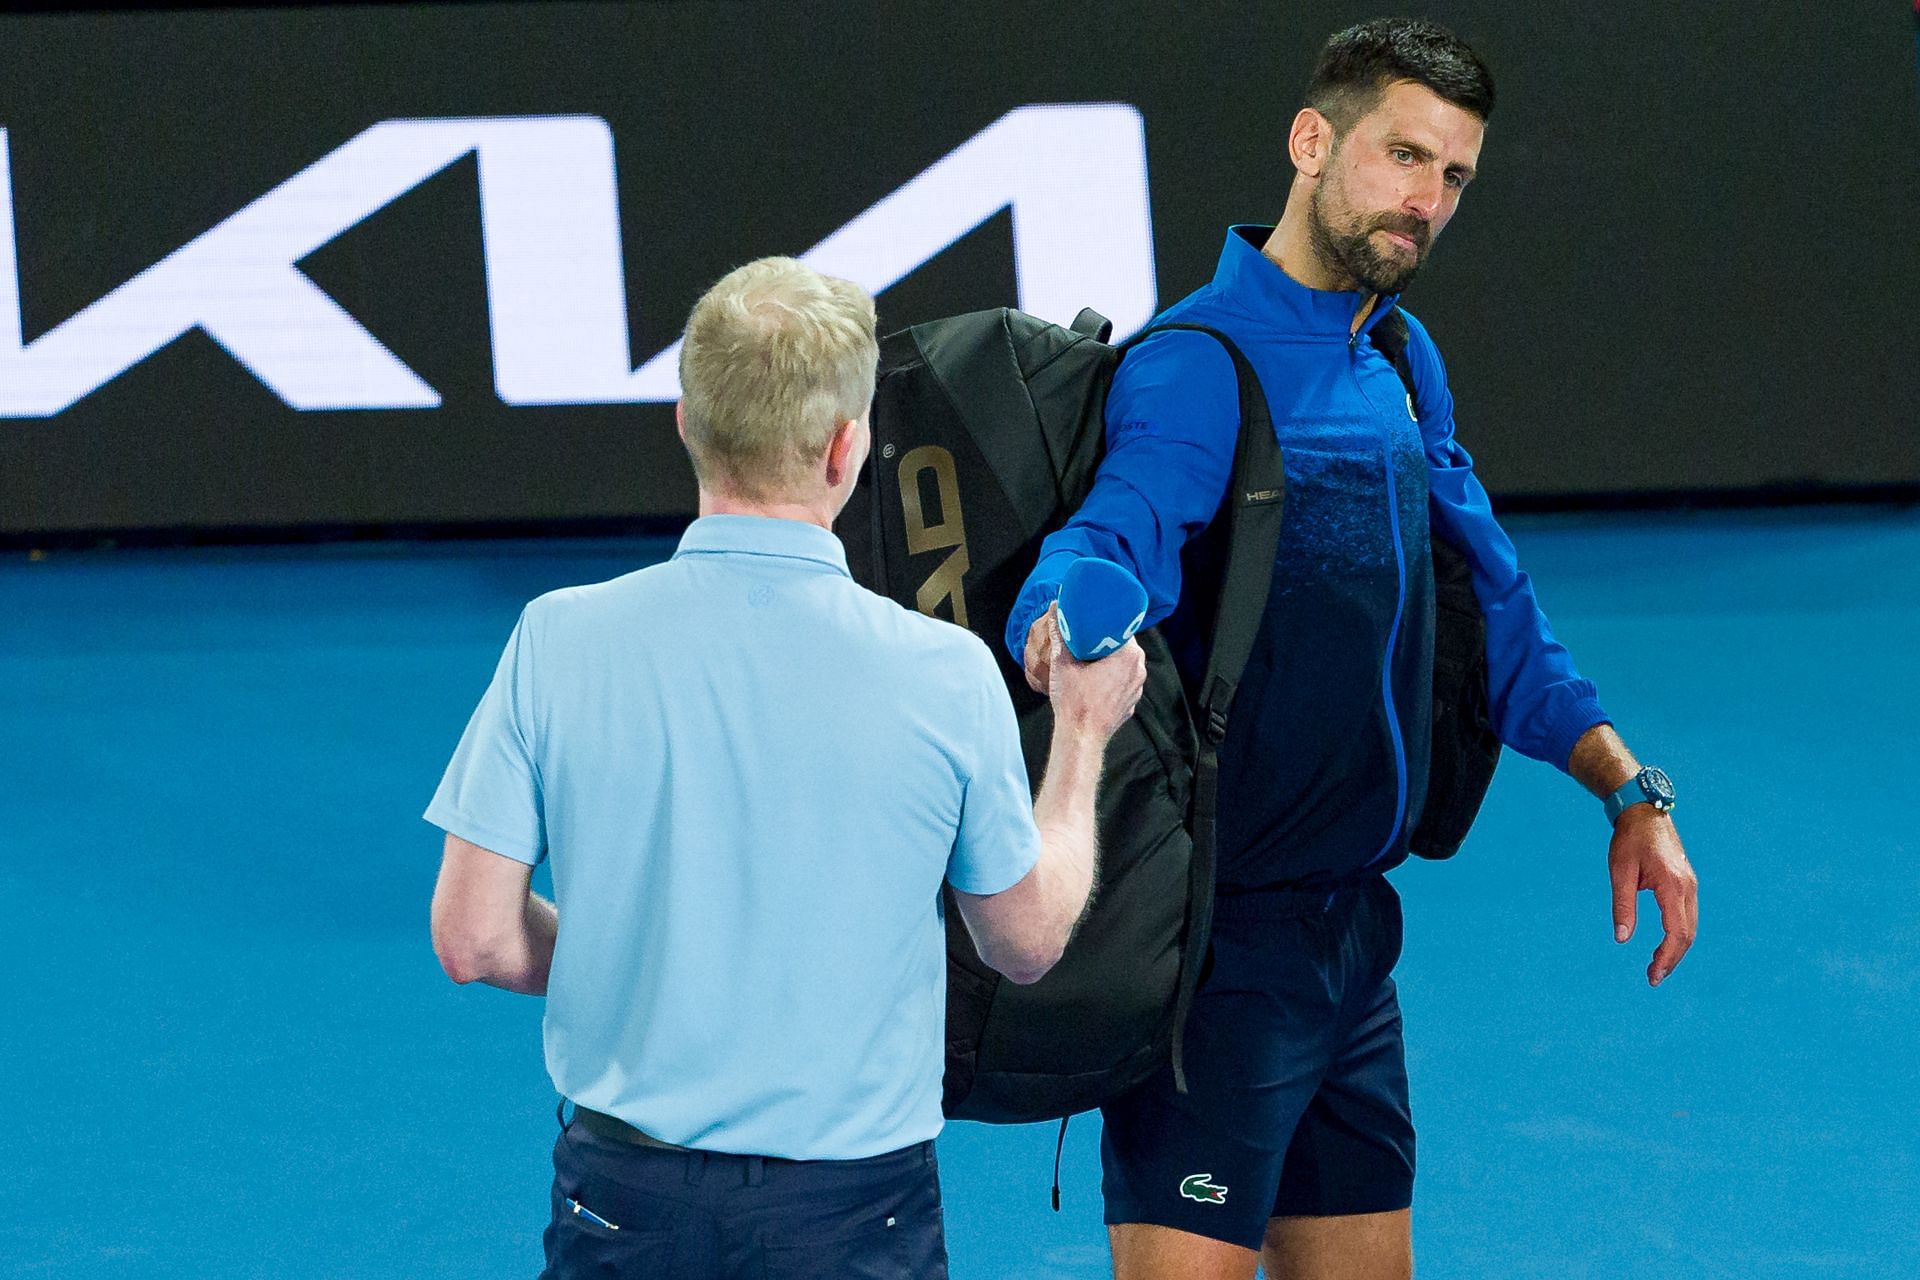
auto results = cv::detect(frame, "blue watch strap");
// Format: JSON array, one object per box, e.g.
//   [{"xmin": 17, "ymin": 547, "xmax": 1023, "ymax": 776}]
[
  {"xmin": 1604, "ymin": 766, "xmax": 1675, "ymax": 824},
  {"xmin": 1603, "ymin": 779, "xmax": 1641, "ymax": 824}
]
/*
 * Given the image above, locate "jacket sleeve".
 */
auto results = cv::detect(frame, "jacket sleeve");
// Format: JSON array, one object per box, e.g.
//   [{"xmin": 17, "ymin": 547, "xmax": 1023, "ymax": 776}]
[
  {"xmin": 1003, "ymin": 330, "xmax": 1240, "ymax": 662},
  {"xmin": 1399, "ymin": 311, "xmax": 1610, "ymax": 772}
]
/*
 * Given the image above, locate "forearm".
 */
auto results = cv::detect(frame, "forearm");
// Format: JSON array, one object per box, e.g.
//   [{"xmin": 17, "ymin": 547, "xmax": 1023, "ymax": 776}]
[
  {"xmin": 1567, "ymin": 723, "xmax": 1639, "ymax": 798},
  {"xmin": 483, "ymin": 898, "xmax": 560, "ymax": 997},
  {"xmin": 495, "ymin": 892, "xmax": 557, "ymax": 995},
  {"xmin": 1029, "ymin": 718, "xmax": 1107, "ymax": 943},
  {"xmin": 440, "ymin": 891, "xmax": 557, "ymax": 996}
]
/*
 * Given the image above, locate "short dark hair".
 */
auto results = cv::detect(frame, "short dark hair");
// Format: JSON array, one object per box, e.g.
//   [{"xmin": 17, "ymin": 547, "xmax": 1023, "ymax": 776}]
[{"xmin": 1305, "ymin": 18, "xmax": 1495, "ymax": 134}]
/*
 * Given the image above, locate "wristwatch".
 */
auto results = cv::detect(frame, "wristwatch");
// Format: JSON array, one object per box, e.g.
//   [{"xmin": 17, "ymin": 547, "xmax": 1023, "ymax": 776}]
[{"xmin": 1603, "ymin": 766, "xmax": 1676, "ymax": 825}]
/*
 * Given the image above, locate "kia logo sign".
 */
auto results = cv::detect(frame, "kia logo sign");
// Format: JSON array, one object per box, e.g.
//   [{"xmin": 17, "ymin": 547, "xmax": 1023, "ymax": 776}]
[{"xmin": 0, "ymin": 105, "xmax": 1156, "ymax": 418}]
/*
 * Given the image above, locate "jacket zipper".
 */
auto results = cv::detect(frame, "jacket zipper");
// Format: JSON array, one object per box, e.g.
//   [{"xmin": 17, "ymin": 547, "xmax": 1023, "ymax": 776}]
[{"xmin": 1349, "ymin": 328, "xmax": 1410, "ymax": 867}]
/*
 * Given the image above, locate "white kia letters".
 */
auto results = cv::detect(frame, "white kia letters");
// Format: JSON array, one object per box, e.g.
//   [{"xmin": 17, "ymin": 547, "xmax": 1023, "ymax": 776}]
[{"xmin": 0, "ymin": 106, "xmax": 1155, "ymax": 417}]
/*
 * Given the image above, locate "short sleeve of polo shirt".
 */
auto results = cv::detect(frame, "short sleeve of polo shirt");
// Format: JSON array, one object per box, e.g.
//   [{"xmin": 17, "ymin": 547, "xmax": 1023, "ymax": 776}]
[
  {"xmin": 424, "ymin": 608, "xmax": 546, "ymax": 865},
  {"xmin": 945, "ymin": 639, "xmax": 1042, "ymax": 896}
]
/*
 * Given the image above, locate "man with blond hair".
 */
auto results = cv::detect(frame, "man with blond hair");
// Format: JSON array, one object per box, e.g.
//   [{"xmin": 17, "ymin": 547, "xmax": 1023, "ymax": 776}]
[{"xmin": 425, "ymin": 257, "xmax": 1146, "ymax": 1278}]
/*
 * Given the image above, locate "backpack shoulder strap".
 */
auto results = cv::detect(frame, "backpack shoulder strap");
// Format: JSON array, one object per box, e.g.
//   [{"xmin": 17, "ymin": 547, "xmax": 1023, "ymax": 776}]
[
  {"xmin": 1116, "ymin": 323, "xmax": 1284, "ymax": 739},
  {"xmin": 1367, "ymin": 308, "xmax": 1420, "ymax": 404},
  {"xmin": 1114, "ymin": 321, "xmax": 1284, "ymax": 1093}
]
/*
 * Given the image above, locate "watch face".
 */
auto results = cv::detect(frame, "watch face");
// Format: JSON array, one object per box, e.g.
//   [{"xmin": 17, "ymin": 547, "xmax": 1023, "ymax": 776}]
[{"xmin": 1641, "ymin": 767, "xmax": 1675, "ymax": 805}]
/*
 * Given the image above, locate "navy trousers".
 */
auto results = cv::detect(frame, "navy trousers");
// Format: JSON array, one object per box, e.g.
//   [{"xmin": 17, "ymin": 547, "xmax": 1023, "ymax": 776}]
[{"xmin": 541, "ymin": 1114, "xmax": 949, "ymax": 1279}]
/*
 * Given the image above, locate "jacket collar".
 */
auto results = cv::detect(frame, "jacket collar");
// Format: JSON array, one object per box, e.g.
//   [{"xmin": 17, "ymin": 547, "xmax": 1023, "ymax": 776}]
[{"xmin": 1213, "ymin": 225, "xmax": 1399, "ymax": 339}]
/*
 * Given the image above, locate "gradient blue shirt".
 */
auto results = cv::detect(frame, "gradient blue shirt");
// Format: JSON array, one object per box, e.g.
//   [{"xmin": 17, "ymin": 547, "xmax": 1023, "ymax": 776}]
[
  {"xmin": 427, "ymin": 515, "xmax": 1039, "ymax": 1159},
  {"xmin": 1007, "ymin": 227, "xmax": 1608, "ymax": 889}
]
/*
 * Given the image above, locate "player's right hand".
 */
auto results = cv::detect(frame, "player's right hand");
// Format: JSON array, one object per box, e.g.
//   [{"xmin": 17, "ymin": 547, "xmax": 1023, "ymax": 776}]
[{"xmin": 1044, "ymin": 614, "xmax": 1146, "ymax": 742}]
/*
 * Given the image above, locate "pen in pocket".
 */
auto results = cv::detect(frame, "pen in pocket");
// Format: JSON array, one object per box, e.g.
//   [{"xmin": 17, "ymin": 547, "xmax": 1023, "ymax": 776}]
[{"xmin": 566, "ymin": 1197, "xmax": 620, "ymax": 1231}]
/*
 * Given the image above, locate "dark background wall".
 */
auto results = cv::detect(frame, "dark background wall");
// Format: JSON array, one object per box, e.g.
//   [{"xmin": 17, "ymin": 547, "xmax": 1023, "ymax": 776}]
[{"xmin": 2, "ymin": 0, "xmax": 1916, "ymax": 541}]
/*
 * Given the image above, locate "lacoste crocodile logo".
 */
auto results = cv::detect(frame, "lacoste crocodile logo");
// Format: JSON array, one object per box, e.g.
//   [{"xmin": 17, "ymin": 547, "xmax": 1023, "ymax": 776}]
[{"xmin": 1179, "ymin": 1173, "xmax": 1228, "ymax": 1205}]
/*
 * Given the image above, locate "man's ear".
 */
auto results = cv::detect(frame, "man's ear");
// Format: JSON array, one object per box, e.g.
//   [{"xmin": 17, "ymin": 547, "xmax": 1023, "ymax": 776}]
[
  {"xmin": 675, "ymin": 399, "xmax": 687, "ymax": 442},
  {"xmin": 825, "ymin": 417, "xmax": 863, "ymax": 488},
  {"xmin": 1290, "ymin": 107, "xmax": 1334, "ymax": 180}
]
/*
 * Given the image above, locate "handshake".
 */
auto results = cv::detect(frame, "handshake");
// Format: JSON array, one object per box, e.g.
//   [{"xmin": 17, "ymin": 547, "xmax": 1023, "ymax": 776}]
[{"xmin": 1023, "ymin": 558, "xmax": 1151, "ymax": 741}]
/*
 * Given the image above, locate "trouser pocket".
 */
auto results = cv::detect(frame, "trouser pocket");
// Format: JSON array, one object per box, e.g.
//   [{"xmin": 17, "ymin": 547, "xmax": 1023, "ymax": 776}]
[
  {"xmin": 756, "ymin": 1145, "xmax": 947, "ymax": 1280},
  {"xmin": 758, "ymin": 1218, "xmax": 912, "ymax": 1279},
  {"xmin": 540, "ymin": 1182, "xmax": 679, "ymax": 1279},
  {"xmin": 541, "ymin": 1133, "xmax": 688, "ymax": 1280}
]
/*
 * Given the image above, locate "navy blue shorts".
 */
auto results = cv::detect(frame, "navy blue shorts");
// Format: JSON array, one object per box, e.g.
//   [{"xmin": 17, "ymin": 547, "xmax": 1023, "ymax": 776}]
[
  {"xmin": 542, "ymin": 1116, "xmax": 949, "ymax": 1279},
  {"xmin": 1100, "ymin": 874, "xmax": 1414, "ymax": 1249}
]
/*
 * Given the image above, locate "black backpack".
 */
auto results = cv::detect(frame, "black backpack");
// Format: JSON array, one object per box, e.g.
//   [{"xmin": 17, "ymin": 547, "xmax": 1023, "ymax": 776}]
[{"xmin": 839, "ymin": 305, "xmax": 1499, "ymax": 1126}]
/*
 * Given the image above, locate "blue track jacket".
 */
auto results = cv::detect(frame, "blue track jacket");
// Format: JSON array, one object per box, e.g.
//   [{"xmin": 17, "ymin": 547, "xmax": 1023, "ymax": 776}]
[{"xmin": 1005, "ymin": 226, "xmax": 1609, "ymax": 893}]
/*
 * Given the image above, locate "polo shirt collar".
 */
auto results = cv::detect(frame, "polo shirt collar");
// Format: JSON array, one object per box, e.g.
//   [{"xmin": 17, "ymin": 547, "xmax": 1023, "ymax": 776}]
[
  {"xmin": 672, "ymin": 514, "xmax": 851, "ymax": 576},
  {"xmin": 1214, "ymin": 224, "xmax": 1399, "ymax": 339}
]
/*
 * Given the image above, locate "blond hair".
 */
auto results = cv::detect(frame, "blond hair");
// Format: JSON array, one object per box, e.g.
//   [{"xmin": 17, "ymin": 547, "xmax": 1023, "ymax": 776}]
[{"xmin": 677, "ymin": 257, "xmax": 878, "ymax": 500}]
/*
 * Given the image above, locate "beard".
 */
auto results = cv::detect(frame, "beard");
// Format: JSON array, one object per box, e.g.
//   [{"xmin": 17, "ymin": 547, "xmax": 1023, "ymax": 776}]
[{"xmin": 1307, "ymin": 179, "xmax": 1432, "ymax": 296}]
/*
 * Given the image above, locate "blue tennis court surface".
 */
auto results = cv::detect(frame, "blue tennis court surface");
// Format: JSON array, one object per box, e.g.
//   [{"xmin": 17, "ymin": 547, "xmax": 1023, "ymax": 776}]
[{"xmin": 5, "ymin": 508, "xmax": 1916, "ymax": 1279}]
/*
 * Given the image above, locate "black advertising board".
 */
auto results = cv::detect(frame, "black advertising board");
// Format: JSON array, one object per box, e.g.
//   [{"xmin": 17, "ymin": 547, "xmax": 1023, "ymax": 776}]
[{"xmin": 2, "ymin": 1, "xmax": 1917, "ymax": 539}]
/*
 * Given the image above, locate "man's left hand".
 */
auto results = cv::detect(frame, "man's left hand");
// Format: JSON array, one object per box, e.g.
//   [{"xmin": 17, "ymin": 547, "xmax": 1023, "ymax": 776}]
[{"xmin": 1607, "ymin": 807, "xmax": 1697, "ymax": 986}]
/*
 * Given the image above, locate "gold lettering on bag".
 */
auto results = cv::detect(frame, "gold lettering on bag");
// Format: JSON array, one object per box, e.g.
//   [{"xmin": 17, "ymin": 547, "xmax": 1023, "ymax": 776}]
[{"xmin": 898, "ymin": 445, "xmax": 970, "ymax": 626}]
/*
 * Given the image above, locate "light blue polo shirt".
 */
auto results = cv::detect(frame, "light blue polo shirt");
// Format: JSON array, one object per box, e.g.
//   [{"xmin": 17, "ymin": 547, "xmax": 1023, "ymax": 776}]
[{"xmin": 425, "ymin": 515, "xmax": 1040, "ymax": 1160}]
